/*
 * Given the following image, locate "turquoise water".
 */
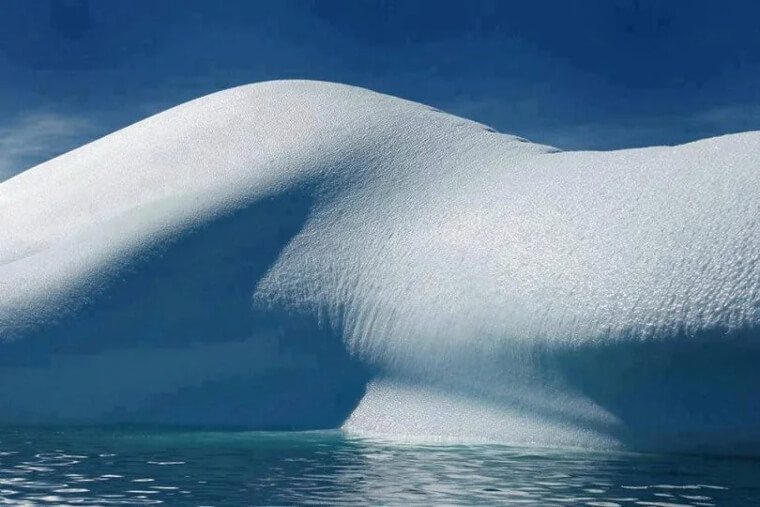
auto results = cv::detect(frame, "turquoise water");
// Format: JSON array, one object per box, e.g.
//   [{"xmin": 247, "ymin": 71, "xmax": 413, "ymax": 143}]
[{"xmin": 0, "ymin": 428, "xmax": 758, "ymax": 506}]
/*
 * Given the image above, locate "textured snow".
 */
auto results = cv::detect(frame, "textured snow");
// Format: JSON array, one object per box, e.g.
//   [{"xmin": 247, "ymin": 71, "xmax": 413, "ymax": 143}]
[{"xmin": 1, "ymin": 80, "xmax": 759, "ymax": 452}]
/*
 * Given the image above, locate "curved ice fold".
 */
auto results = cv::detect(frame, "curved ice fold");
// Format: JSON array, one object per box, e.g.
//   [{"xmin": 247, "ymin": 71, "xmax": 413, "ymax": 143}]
[{"xmin": 1, "ymin": 81, "xmax": 758, "ymax": 453}]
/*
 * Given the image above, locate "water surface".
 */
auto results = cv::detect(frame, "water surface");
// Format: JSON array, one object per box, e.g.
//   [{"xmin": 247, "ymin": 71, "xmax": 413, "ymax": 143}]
[{"xmin": 0, "ymin": 427, "xmax": 758, "ymax": 505}]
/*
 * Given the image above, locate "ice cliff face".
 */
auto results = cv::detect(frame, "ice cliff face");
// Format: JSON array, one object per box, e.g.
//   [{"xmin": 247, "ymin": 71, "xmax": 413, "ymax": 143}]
[{"xmin": 1, "ymin": 81, "xmax": 759, "ymax": 453}]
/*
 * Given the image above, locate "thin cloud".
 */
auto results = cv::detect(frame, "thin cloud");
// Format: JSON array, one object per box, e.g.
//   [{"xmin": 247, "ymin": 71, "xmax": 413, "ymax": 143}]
[{"xmin": 0, "ymin": 112, "xmax": 93, "ymax": 181}]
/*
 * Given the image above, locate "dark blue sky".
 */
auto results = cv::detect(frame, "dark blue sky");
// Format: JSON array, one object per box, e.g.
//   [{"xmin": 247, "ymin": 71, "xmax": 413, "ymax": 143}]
[{"xmin": 1, "ymin": 0, "xmax": 760, "ymax": 179}]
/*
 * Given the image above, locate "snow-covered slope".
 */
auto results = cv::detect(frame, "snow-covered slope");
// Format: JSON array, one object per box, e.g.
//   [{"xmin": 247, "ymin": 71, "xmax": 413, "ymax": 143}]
[{"xmin": 1, "ymin": 81, "xmax": 759, "ymax": 453}]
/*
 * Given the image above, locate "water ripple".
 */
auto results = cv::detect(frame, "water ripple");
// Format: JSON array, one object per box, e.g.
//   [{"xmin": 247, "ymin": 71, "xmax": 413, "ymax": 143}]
[{"xmin": 0, "ymin": 428, "xmax": 757, "ymax": 505}]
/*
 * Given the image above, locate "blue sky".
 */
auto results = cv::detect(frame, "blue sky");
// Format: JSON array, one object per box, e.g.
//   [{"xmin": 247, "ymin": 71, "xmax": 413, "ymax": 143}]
[{"xmin": 1, "ymin": 0, "xmax": 760, "ymax": 180}]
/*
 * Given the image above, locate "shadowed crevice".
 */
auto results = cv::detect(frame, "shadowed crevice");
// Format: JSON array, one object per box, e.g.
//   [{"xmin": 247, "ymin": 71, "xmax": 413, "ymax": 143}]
[{"xmin": 0, "ymin": 186, "xmax": 373, "ymax": 429}]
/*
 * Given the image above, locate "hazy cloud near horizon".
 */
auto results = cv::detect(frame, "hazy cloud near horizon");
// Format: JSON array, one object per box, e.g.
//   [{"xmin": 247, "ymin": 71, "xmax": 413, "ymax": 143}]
[{"xmin": 0, "ymin": 112, "xmax": 93, "ymax": 180}]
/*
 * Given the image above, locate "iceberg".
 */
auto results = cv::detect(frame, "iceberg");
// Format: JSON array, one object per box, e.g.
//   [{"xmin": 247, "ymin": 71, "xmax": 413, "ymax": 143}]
[{"xmin": 1, "ymin": 81, "xmax": 758, "ymax": 453}]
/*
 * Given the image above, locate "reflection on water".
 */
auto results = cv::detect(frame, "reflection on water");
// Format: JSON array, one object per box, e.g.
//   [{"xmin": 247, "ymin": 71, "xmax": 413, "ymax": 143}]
[{"xmin": 0, "ymin": 427, "xmax": 758, "ymax": 505}]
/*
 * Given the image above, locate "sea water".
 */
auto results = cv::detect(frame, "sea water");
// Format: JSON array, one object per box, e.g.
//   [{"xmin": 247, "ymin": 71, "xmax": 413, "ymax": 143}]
[{"xmin": 0, "ymin": 427, "xmax": 758, "ymax": 506}]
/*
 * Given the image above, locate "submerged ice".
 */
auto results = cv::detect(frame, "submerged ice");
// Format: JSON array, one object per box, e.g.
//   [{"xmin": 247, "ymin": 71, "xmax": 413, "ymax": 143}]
[{"xmin": 0, "ymin": 81, "xmax": 758, "ymax": 453}]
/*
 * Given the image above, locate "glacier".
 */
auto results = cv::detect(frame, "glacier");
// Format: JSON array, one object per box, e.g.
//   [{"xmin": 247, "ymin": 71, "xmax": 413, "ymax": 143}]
[{"xmin": 0, "ymin": 80, "xmax": 759, "ymax": 454}]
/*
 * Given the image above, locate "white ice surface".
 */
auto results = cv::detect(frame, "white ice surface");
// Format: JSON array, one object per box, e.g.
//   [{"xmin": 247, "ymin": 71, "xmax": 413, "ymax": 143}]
[{"xmin": 1, "ymin": 81, "xmax": 759, "ymax": 452}]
